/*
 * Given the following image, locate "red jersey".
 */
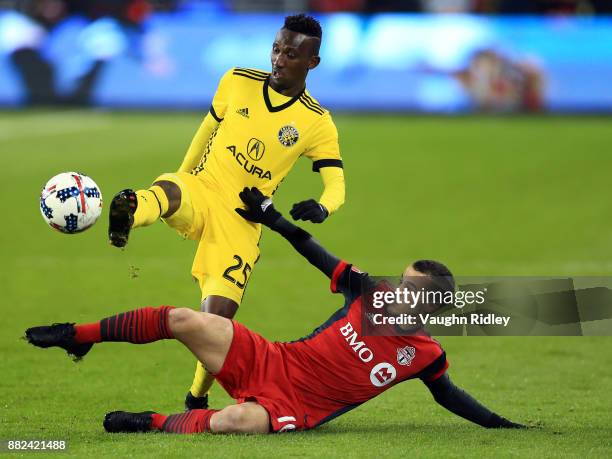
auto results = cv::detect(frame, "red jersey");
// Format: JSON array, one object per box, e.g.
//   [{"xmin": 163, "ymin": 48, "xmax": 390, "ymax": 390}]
[
  {"xmin": 215, "ymin": 260, "xmax": 448, "ymax": 431},
  {"xmin": 281, "ymin": 261, "xmax": 448, "ymax": 424}
]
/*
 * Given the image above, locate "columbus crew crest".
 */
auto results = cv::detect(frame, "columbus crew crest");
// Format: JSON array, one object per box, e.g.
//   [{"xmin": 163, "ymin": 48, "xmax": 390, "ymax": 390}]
[
  {"xmin": 396, "ymin": 346, "xmax": 416, "ymax": 366},
  {"xmin": 278, "ymin": 125, "xmax": 299, "ymax": 147}
]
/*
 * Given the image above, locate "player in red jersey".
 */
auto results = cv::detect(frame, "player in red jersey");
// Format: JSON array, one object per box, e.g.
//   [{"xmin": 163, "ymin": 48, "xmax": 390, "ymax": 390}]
[{"xmin": 25, "ymin": 187, "xmax": 524, "ymax": 434}]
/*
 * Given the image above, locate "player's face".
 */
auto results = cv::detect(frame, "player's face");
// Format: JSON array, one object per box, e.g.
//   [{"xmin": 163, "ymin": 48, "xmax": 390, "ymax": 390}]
[
  {"xmin": 270, "ymin": 28, "xmax": 320, "ymax": 92},
  {"xmin": 384, "ymin": 265, "xmax": 432, "ymax": 328},
  {"xmin": 398, "ymin": 265, "xmax": 439, "ymax": 314}
]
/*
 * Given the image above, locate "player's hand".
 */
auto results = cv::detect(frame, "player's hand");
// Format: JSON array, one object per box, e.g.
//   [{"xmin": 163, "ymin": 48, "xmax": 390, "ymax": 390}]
[
  {"xmin": 290, "ymin": 199, "xmax": 328, "ymax": 224},
  {"xmin": 492, "ymin": 415, "xmax": 528, "ymax": 429},
  {"xmin": 501, "ymin": 420, "xmax": 528, "ymax": 429},
  {"xmin": 235, "ymin": 187, "xmax": 281, "ymax": 227}
]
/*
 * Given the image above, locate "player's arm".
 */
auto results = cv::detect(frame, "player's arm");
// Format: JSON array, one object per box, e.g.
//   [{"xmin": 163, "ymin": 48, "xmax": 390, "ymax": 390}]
[
  {"xmin": 292, "ymin": 115, "xmax": 345, "ymax": 224},
  {"xmin": 424, "ymin": 373, "xmax": 526, "ymax": 429},
  {"xmin": 178, "ymin": 112, "xmax": 220, "ymax": 172},
  {"xmin": 178, "ymin": 69, "xmax": 232, "ymax": 173},
  {"xmin": 235, "ymin": 187, "xmax": 340, "ymax": 278}
]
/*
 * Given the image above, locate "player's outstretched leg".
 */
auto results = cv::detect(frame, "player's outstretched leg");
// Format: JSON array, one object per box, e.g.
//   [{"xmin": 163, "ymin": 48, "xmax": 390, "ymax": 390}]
[
  {"xmin": 104, "ymin": 403, "xmax": 269, "ymax": 434},
  {"xmin": 103, "ymin": 409, "xmax": 217, "ymax": 434},
  {"xmin": 26, "ymin": 307, "xmax": 233, "ymax": 375},
  {"xmin": 25, "ymin": 306, "xmax": 175, "ymax": 359},
  {"xmin": 108, "ymin": 180, "xmax": 178, "ymax": 248}
]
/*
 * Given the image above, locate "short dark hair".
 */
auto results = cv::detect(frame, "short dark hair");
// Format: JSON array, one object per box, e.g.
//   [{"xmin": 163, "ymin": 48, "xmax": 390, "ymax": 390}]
[
  {"xmin": 283, "ymin": 14, "xmax": 322, "ymax": 54},
  {"xmin": 412, "ymin": 259, "xmax": 455, "ymax": 295}
]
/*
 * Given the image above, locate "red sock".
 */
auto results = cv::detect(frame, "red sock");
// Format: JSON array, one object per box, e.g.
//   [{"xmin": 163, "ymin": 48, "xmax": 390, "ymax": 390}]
[
  {"xmin": 74, "ymin": 322, "xmax": 101, "ymax": 343},
  {"xmin": 151, "ymin": 413, "xmax": 168, "ymax": 431},
  {"xmin": 73, "ymin": 306, "xmax": 174, "ymax": 344},
  {"xmin": 159, "ymin": 409, "xmax": 218, "ymax": 434}
]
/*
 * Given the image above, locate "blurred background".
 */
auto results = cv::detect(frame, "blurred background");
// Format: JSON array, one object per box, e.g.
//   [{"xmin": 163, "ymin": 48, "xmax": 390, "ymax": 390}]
[{"xmin": 1, "ymin": 0, "xmax": 612, "ymax": 112}]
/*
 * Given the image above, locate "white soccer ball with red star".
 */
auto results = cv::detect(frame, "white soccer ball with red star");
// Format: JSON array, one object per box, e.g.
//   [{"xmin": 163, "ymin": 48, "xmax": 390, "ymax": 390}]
[{"xmin": 40, "ymin": 172, "xmax": 103, "ymax": 234}]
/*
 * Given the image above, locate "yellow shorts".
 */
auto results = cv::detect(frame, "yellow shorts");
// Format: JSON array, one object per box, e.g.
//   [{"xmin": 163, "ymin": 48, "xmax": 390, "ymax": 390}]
[{"xmin": 154, "ymin": 172, "xmax": 261, "ymax": 305}]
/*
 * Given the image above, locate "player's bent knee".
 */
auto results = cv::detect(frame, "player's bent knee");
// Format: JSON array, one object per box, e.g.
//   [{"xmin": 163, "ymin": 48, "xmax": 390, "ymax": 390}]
[{"xmin": 168, "ymin": 308, "xmax": 204, "ymax": 336}]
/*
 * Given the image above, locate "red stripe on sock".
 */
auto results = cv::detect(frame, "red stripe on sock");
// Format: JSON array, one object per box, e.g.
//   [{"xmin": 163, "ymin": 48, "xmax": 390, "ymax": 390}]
[
  {"xmin": 164, "ymin": 416, "xmax": 178, "ymax": 432},
  {"xmin": 132, "ymin": 309, "xmax": 142, "ymax": 343},
  {"xmin": 140, "ymin": 308, "xmax": 147, "ymax": 342},
  {"xmin": 113, "ymin": 313, "xmax": 119, "ymax": 339},
  {"xmin": 123, "ymin": 311, "xmax": 131, "ymax": 341},
  {"xmin": 176, "ymin": 412, "xmax": 190, "ymax": 433},
  {"xmin": 74, "ymin": 323, "xmax": 101, "ymax": 343},
  {"xmin": 105, "ymin": 318, "xmax": 110, "ymax": 338},
  {"xmin": 136, "ymin": 309, "xmax": 147, "ymax": 342},
  {"xmin": 161, "ymin": 409, "xmax": 218, "ymax": 434},
  {"xmin": 97, "ymin": 307, "xmax": 174, "ymax": 343},
  {"xmin": 127, "ymin": 310, "xmax": 136, "ymax": 342}
]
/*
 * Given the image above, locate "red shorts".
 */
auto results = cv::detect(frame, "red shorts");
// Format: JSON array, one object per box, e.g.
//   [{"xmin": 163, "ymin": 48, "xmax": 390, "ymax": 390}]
[{"xmin": 214, "ymin": 321, "xmax": 307, "ymax": 432}]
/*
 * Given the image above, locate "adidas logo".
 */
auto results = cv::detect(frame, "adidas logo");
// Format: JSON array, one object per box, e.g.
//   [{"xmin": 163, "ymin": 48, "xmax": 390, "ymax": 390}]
[{"xmin": 236, "ymin": 107, "xmax": 249, "ymax": 118}]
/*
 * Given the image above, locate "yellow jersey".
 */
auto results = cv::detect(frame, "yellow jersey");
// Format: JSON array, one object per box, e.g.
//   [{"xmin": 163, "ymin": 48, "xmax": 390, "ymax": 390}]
[{"xmin": 191, "ymin": 67, "xmax": 342, "ymax": 205}]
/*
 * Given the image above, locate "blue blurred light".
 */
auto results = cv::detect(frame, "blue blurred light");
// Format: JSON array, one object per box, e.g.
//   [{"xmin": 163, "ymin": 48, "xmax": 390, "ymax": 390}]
[{"xmin": 0, "ymin": 11, "xmax": 611, "ymax": 111}]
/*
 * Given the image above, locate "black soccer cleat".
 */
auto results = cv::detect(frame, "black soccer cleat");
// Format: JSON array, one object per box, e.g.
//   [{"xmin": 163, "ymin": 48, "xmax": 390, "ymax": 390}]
[
  {"xmin": 103, "ymin": 411, "xmax": 154, "ymax": 433},
  {"xmin": 108, "ymin": 189, "xmax": 137, "ymax": 248},
  {"xmin": 184, "ymin": 392, "xmax": 209, "ymax": 411},
  {"xmin": 25, "ymin": 323, "xmax": 93, "ymax": 361}
]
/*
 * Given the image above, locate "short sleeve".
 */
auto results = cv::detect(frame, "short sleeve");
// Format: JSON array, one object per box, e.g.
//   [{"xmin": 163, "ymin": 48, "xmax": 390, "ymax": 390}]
[
  {"xmin": 209, "ymin": 69, "xmax": 233, "ymax": 122},
  {"xmin": 303, "ymin": 114, "xmax": 342, "ymax": 172},
  {"xmin": 419, "ymin": 351, "xmax": 449, "ymax": 382},
  {"xmin": 330, "ymin": 260, "xmax": 370, "ymax": 303}
]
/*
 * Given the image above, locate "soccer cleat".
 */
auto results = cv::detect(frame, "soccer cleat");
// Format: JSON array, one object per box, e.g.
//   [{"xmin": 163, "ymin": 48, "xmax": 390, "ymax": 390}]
[
  {"xmin": 108, "ymin": 189, "xmax": 137, "ymax": 248},
  {"xmin": 184, "ymin": 392, "xmax": 209, "ymax": 411},
  {"xmin": 25, "ymin": 323, "xmax": 93, "ymax": 361},
  {"xmin": 103, "ymin": 411, "xmax": 154, "ymax": 433}
]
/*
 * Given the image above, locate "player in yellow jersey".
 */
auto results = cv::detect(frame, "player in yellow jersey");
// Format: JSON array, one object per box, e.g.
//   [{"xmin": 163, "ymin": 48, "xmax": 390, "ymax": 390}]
[{"xmin": 107, "ymin": 14, "xmax": 345, "ymax": 410}]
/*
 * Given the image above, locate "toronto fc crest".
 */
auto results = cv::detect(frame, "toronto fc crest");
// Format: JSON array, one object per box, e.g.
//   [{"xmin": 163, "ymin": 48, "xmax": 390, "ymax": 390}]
[{"xmin": 396, "ymin": 346, "xmax": 416, "ymax": 366}]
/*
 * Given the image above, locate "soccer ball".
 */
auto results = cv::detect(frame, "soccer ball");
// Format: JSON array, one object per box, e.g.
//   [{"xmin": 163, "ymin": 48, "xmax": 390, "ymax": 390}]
[{"xmin": 39, "ymin": 172, "xmax": 103, "ymax": 234}]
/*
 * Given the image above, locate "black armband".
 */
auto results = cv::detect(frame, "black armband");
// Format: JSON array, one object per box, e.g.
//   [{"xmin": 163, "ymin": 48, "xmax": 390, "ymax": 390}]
[{"xmin": 312, "ymin": 159, "xmax": 343, "ymax": 172}]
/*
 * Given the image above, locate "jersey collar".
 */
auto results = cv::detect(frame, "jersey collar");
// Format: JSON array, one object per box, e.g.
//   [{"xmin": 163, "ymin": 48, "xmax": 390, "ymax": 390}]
[{"xmin": 263, "ymin": 77, "xmax": 304, "ymax": 113}]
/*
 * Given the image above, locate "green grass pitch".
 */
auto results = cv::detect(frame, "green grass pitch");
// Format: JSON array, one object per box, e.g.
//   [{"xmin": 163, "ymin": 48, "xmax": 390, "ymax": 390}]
[{"xmin": 1, "ymin": 111, "xmax": 611, "ymax": 457}]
